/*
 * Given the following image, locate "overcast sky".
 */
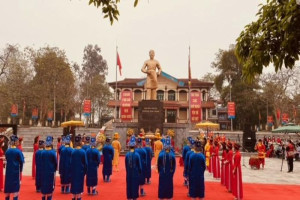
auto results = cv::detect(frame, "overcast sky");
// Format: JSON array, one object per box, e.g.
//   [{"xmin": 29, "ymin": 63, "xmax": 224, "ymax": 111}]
[{"xmin": 0, "ymin": 0, "xmax": 264, "ymax": 83}]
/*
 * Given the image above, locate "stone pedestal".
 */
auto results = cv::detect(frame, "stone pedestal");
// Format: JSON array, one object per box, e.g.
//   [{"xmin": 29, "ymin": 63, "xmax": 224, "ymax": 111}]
[{"xmin": 138, "ymin": 100, "xmax": 164, "ymax": 133}]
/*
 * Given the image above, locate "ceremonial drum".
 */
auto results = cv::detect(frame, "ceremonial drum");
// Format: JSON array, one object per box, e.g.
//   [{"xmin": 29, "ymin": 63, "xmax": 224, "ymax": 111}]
[{"xmin": 249, "ymin": 156, "xmax": 260, "ymax": 169}]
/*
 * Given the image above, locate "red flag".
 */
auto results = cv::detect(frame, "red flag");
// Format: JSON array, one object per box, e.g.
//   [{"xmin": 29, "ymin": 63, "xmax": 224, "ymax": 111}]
[
  {"xmin": 117, "ymin": 52, "xmax": 122, "ymax": 76},
  {"xmin": 276, "ymin": 109, "xmax": 280, "ymax": 120},
  {"xmin": 188, "ymin": 46, "xmax": 191, "ymax": 86}
]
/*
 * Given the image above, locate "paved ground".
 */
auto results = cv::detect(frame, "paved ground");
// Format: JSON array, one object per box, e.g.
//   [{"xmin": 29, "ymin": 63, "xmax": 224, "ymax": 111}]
[{"xmin": 20, "ymin": 152, "xmax": 300, "ymax": 185}]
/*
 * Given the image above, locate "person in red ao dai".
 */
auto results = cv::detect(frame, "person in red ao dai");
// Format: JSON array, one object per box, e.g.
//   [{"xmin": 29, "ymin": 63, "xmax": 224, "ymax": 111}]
[
  {"xmin": 232, "ymin": 143, "xmax": 243, "ymax": 200},
  {"xmin": 212, "ymin": 141, "xmax": 220, "ymax": 179}
]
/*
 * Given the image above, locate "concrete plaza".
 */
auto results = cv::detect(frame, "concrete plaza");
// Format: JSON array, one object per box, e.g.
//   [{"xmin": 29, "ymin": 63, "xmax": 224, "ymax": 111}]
[{"xmin": 20, "ymin": 152, "xmax": 300, "ymax": 185}]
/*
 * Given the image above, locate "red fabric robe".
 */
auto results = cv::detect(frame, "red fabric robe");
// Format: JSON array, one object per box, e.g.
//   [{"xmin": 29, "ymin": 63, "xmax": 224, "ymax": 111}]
[
  {"xmin": 225, "ymin": 150, "xmax": 233, "ymax": 192},
  {"xmin": 221, "ymin": 150, "xmax": 227, "ymax": 185},
  {"xmin": 0, "ymin": 147, "xmax": 4, "ymax": 191},
  {"xmin": 232, "ymin": 150, "xmax": 243, "ymax": 200},
  {"xmin": 208, "ymin": 145, "xmax": 214, "ymax": 173},
  {"xmin": 32, "ymin": 143, "xmax": 39, "ymax": 178},
  {"xmin": 212, "ymin": 146, "xmax": 220, "ymax": 179}
]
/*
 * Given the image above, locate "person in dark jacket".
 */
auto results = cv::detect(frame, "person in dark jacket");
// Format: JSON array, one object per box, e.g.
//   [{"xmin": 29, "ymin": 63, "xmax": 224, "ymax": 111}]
[
  {"xmin": 144, "ymin": 138, "xmax": 153, "ymax": 184},
  {"xmin": 41, "ymin": 136, "xmax": 57, "ymax": 200},
  {"xmin": 188, "ymin": 140, "xmax": 206, "ymax": 200},
  {"xmin": 59, "ymin": 135, "xmax": 73, "ymax": 194},
  {"xmin": 182, "ymin": 137, "xmax": 192, "ymax": 186},
  {"xmin": 135, "ymin": 137, "xmax": 147, "ymax": 196},
  {"xmin": 125, "ymin": 136, "xmax": 142, "ymax": 200},
  {"xmin": 86, "ymin": 136, "xmax": 101, "ymax": 195},
  {"xmin": 71, "ymin": 135, "xmax": 88, "ymax": 200},
  {"xmin": 157, "ymin": 137, "xmax": 176, "ymax": 200},
  {"xmin": 102, "ymin": 138, "xmax": 114, "ymax": 182},
  {"xmin": 4, "ymin": 135, "xmax": 24, "ymax": 200},
  {"xmin": 82, "ymin": 136, "xmax": 91, "ymax": 152},
  {"xmin": 35, "ymin": 140, "xmax": 45, "ymax": 193}
]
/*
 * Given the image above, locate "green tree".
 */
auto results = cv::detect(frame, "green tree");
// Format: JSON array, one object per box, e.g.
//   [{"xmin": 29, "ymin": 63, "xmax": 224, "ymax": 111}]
[
  {"xmin": 212, "ymin": 47, "xmax": 262, "ymax": 130},
  {"xmin": 79, "ymin": 44, "xmax": 112, "ymax": 126},
  {"xmin": 30, "ymin": 47, "xmax": 76, "ymax": 126},
  {"xmin": 87, "ymin": 0, "xmax": 139, "ymax": 24},
  {"xmin": 236, "ymin": 0, "xmax": 300, "ymax": 81},
  {"xmin": 259, "ymin": 67, "xmax": 300, "ymax": 126},
  {"xmin": 0, "ymin": 45, "xmax": 32, "ymax": 124}
]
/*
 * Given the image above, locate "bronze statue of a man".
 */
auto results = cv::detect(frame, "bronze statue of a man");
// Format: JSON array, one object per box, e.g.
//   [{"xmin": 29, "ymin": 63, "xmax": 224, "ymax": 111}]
[{"xmin": 141, "ymin": 50, "xmax": 162, "ymax": 100}]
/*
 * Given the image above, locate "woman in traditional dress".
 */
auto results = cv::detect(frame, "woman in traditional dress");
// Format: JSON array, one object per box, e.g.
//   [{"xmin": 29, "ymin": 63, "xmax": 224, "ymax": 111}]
[
  {"xmin": 232, "ymin": 143, "xmax": 243, "ymax": 200},
  {"xmin": 32, "ymin": 136, "xmax": 40, "ymax": 179}
]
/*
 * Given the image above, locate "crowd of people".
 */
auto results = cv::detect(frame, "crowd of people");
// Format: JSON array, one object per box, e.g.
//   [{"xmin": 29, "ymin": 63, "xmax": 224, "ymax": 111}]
[
  {"xmin": 254, "ymin": 136, "xmax": 300, "ymax": 173},
  {"xmin": 3, "ymin": 130, "xmax": 300, "ymax": 200},
  {"xmin": 182, "ymin": 135, "xmax": 243, "ymax": 200}
]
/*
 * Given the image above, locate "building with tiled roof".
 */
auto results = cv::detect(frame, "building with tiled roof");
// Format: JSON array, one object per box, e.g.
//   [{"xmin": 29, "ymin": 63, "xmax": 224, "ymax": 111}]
[{"xmin": 108, "ymin": 71, "xmax": 217, "ymax": 124}]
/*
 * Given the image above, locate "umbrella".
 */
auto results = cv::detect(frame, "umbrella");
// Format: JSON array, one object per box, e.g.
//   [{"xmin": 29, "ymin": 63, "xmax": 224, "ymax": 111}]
[
  {"xmin": 61, "ymin": 120, "xmax": 85, "ymax": 128},
  {"xmin": 196, "ymin": 121, "xmax": 220, "ymax": 130},
  {"xmin": 272, "ymin": 124, "xmax": 300, "ymax": 133}
]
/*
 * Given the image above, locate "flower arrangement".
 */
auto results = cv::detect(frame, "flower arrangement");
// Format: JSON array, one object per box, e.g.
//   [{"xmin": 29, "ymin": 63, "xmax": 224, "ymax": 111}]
[
  {"xmin": 167, "ymin": 129, "xmax": 175, "ymax": 138},
  {"xmin": 127, "ymin": 128, "xmax": 134, "ymax": 137}
]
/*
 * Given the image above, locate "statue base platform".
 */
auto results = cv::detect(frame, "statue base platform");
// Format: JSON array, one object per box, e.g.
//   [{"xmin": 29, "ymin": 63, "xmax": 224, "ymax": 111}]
[{"xmin": 138, "ymin": 100, "xmax": 164, "ymax": 134}]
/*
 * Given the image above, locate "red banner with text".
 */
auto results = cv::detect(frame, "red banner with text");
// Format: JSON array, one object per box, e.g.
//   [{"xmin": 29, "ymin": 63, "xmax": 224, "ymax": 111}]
[
  {"xmin": 282, "ymin": 113, "xmax": 289, "ymax": 122},
  {"xmin": 190, "ymin": 91, "xmax": 201, "ymax": 122},
  {"xmin": 32, "ymin": 108, "xmax": 39, "ymax": 119},
  {"xmin": 121, "ymin": 91, "xmax": 133, "ymax": 121},
  {"xmin": 83, "ymin": 100, "xmax": 91, "ymax": 116},
  {"xmin": 47, "ymin": 111, "xmax": 53, "ymax": 121},
  {"xmin": 267, "ymin": 116, "xmax": 273, "ymax": 123},
  {"xmin": 11, "ymin": 104, "xmax": 18, "ymax": 117},
  {"xmin": 227, "ymin": 102, "xmax": 236, "ymax": 119}
]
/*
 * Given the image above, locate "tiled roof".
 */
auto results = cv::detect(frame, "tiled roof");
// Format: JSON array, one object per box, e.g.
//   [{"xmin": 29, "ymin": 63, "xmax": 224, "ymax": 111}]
[{"xmin": 108, "ymin": 78, "xmax": 213, "ymax": 89}]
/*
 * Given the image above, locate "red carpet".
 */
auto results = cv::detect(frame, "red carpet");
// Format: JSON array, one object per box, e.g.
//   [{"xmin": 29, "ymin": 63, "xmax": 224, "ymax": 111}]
[{"xmin": 1, "ymin": 156, "xmax": 299, "ymax": 200}]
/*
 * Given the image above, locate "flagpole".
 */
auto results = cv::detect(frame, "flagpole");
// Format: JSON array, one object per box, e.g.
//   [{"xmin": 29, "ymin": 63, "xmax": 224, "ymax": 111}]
[
  {"xmin": 188, "ymin": 46, "xmax": 191, "ymax": 127},
  {"xmin": 115, "ymin": 45, "xmax": 118, "ymax": 121}
]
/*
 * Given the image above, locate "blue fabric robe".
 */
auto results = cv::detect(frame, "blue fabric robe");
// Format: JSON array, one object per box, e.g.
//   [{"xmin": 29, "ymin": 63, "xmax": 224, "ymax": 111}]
[
  {"xmin": 135, "ymin": 147, "xmax": 147, "ymax": 185},
  {"xmin": 41, "ymin": 149, "xmax": 57, "ymax": 194},
  {"xmin": 82, "ymin": 144, "xmax": 91, "ymax": 152},
  {"xmin": 59, "ymin": 146, "xmax": 73, "ymax": 184},
  {"xmin": 86, "ymin": 147, "xmax": 101, "ymax": 187},
  {"xmin": 157, "ymin": 150, "xmax": 176, "ymax": 199},
  {"xmin": 188, "ymin": 152, "xmax": 206, "ymax": 198},
  {"xmin": 182, "ymin": 145, "xmax": 191, "ymax": 163},
  {"xmin": 102, "ymin": 144, "xmax": 114, "ymax": 176},
  {"xmin": 144, "ymin": 146, "xmax": 152, "ymax": 179},
  {"xmin": 35, "ymin": 149, "xmax": 44, "ymax": 189},
  {"xmin": 184, "ymin": 150, "xmax": 194, "ymax": 178},
  {"xmin": 125, "ymin": 150, "xmax": 142, "ymax": 199},
  {"xmin": 70, "ymin": 148, "xmax": 88, "ymax": 194},
  {"xmin": 4, "ymin": 147, "xmax": 24, "ymax": 193}
]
